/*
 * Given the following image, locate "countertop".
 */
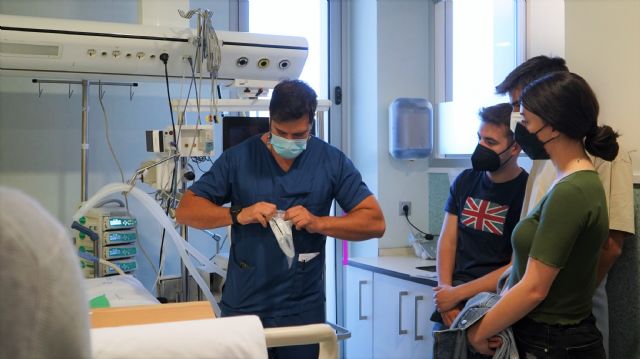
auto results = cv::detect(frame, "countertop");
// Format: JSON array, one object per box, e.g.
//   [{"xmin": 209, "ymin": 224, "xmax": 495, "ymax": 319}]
[{"xmin": 348, "ymin": 255, "xmax": 438, "ymax": 286}]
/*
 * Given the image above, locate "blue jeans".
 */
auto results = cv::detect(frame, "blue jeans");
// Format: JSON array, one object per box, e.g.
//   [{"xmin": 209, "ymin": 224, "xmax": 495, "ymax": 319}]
[
  {"xmin": 432, "ymin": 292, "xmax": 512, "ymax": 359},
  {"xmin": 513, "ymin": 315, "xmax": 605, "ymax": 359},
  {"xmin": 433, "ymin": 322, "xmax": 492, "ymax": 359}
]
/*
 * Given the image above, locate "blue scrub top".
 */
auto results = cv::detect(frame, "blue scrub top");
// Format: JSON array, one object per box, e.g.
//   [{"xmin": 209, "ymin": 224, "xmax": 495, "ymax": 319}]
[{"xmin": 189, "ymin": 134, "xmax": 372, "ymax": 317}]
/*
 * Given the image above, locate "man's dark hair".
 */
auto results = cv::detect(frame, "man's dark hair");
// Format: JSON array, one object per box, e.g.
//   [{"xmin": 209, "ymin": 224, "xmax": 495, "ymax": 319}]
[
  {"xmin": 495, "ymin": 55, "xmax": 569, "ymax": 95},
  {"xmin": 269, "ymin": 79, "xmax": 317, "ymax": 123},
  {"xmin": 478, "ymin": 103, "xmax": 514, "ymax": 137}
]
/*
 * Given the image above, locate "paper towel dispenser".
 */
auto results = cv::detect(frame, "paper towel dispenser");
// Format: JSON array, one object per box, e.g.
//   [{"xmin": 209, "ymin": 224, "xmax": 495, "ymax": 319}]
[{"xmin": 389, "ymin": 98, "xmax": 433, "ymax": 160}]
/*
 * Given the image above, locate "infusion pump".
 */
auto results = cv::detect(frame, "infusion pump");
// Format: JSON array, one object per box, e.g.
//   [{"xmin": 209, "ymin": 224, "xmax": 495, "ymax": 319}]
[{"xmin": 74, "ymin": 207, "xmax": 138, "ymax": 277}]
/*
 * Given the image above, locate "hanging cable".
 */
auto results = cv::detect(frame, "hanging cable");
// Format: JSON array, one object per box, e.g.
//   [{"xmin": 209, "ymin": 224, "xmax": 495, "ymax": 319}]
[
  {"xmin": 98, "ymin": 91, "xmax": 125, "ymax": 184},
  {"xmin": 401, "ymin": 204, "xmax": 434, "ymax": 240},
  {"xmin": 159, "ymin": 53, "xmax": 180, "ymax": 273}
]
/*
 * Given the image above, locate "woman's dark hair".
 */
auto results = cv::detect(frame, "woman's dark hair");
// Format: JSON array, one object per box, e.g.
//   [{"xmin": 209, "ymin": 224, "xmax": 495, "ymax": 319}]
[
  {"xmin": 479, "ymin": 103, "xmax": 514, "ymax": 138},
  {"xmin": 269, "ymin": 79, "xmax": 317, "ymax": 123},
  {"xmin": 520, "ymin": 71, "xmax": 619, "ymax": 161}
]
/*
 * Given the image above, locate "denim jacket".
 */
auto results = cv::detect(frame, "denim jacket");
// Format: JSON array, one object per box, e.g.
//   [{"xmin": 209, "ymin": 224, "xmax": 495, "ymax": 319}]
[{"xmin": 433, "ymin": 292, "xmax": 518, "ymax": 359}]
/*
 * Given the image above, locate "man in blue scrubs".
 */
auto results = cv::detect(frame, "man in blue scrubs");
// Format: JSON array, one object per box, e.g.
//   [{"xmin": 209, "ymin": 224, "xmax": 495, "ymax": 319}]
[{"xmin": 176, "ymin": 79, "xmax": 385, "ymax": 359}]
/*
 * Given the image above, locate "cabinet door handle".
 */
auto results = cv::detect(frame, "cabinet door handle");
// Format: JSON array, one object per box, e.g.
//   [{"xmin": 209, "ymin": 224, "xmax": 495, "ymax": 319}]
[
  {"xmin": 398, "ymin": 291, "xmax": 408, "ymax": 335},
  {"xmin": 414, "ymin": 295, "xmax": 424, "ymax": 341},
  {"xmin": 358, "ymin": 280, "xmax": 368, "ymax": 320}
]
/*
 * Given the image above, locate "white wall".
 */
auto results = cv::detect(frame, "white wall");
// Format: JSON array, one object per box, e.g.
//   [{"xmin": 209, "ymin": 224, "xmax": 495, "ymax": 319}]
[
  {"xmin": 565, "ymin": 0, "xmax": 640, "ymax": 181},
  {"xmin": 0, "ymin": 0, "xmax": 231, "ymax": 292},
  {"xmin": 345, "ymin": 0, "xmax": 379, "ymax": 257},
  {"xmin": 346, "ymin": 0, "xmax": 432, "ymax": 253},
  {"xmin": 525, "ymin": 0, "xmax": 640, "ymax": 181},
  {"xmin": 526, "ymin": 0, "xmax": 565, "ymax": 57}
]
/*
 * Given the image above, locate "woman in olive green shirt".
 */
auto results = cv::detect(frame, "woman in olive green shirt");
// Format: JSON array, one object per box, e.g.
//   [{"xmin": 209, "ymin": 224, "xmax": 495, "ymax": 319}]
[{"xmin": 467, "ymin": 71, "xmax": 618, "ymax": 358}]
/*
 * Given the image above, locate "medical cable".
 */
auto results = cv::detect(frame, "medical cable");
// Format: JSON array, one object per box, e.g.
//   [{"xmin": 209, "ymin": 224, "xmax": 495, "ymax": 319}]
[
  {"xmin": 78, "ymin": 251, "xmax": 126, "ymax": 276},
  {"xmin": 152, "ymin": 239, "xmax": 168, "ymax": 295},
  {"xmin": 97, "ymin": 85, "xmax": 125, "ymax": 184},
  {"xmin": 218, "ymin": 234, "xmax": 228, "ymax": 251},
  {"xmin": 95, "ymin": 198, "xmax": 125, "ymax": 208},
  {"xmin": 97, "ymin": 86, "xmax": 133, "ymax": 219},
  {"xmin": 73, "ymin": 182, "xmax": 224, "ymax": 316},
  {"xmin": 160, "ymin": 53, "xmax": 178, "ymax": 148},
  {"xmin": 193, "ymin": 157, "xmax": 207, "ymax": 173},
  {"xmin": 159, "ymin": 53, "xmax": 181, "ymax": 275},
  {"xmin": 183, "ymin": 57, "xmax": 202, "ymax": 158}
]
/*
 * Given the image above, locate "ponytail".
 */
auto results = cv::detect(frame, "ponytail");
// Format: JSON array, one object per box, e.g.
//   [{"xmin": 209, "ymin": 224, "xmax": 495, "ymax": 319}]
[{"xmin": 584, "ymin": 125, "xmax": 619, "ymax": 161}]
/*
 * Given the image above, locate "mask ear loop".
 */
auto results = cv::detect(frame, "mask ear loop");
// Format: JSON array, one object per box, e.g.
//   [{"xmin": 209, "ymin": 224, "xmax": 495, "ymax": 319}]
[
  {"xmin": 498, "ymin": 140, "xmax": 516, "ymax": 156},
  {"xmin": 535, "ymin": 122, "xmax": 559, "ymax": 146},
  {"xmin": 497, "ymin": 140, "xmax": 517, "ymax": 168}
]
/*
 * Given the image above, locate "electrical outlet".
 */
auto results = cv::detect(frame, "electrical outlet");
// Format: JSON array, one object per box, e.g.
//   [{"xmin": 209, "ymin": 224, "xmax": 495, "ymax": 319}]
[{"xmin": 399, "ymin": 201, "xmax": 412, "ymax": 216}]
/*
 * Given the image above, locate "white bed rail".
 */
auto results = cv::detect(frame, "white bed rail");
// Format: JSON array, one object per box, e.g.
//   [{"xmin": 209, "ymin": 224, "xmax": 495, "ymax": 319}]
[{"xmin": 265, "ymin": 323, "xmax": 338, "ymax": 359}]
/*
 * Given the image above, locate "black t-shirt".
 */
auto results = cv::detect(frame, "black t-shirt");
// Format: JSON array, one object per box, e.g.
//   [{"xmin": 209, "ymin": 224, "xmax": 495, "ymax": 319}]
[{"xmin": 445, "ymin": 169, "xmax": 528, "ymax": 283}]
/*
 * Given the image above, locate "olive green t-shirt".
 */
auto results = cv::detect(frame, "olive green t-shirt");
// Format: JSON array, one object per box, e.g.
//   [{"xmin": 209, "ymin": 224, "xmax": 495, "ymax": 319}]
[{"xmin": 509, "ymin": 170, "xmax": 608, "ymax": 325}]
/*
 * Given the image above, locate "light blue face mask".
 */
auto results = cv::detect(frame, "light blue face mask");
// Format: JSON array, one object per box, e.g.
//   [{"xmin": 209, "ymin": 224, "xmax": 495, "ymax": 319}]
[{"xmin": 269, "ymin": 133, "xmax": 308, "ymax": 159}]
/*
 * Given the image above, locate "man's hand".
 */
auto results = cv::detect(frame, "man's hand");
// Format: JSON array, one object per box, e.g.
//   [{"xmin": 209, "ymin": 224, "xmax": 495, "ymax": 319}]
[
  {"xmin": 441, "ymin": 307, "xmax": 461, "ymax": 327},
  {"xmin": 285, "ymin": 205, "xmax": 323, "ymax": 233},
  {"xmin": 433, "ymin": 284, "xmax": 462, "ymax": 312},
  {"xmin": 238, "ymin": 202, "xmax": 277, "ymax": 227}
]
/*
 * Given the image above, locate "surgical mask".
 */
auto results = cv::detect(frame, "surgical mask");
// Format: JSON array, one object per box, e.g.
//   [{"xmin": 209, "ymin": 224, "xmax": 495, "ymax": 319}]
[
  {"xmin": 510, "ymin": 112, "xmax": 522, "ymax": 133},
  {"xmin": 269, "ymin": 210, "xmax": 295, "ymax": 268},
  {"xmin": 514, "ymin": 122, "xmax": 552, "ymax": 160},
  {"xmin": 471, "ymin": 143, "xmax": 514, "ymax": 172},
  {"xmin": 269, "ymin": 133, "xmax": 308, "ymax": 159}
]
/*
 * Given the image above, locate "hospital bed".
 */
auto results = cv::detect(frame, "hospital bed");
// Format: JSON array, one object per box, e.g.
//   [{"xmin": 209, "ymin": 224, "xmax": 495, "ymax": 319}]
[{"xmin": 88, "ymin": 275, "xmax": 340, "ymax": 359}]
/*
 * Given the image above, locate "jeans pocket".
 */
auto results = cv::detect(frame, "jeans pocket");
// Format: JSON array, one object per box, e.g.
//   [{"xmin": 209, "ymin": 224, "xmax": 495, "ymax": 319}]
[
  {"xmin": 565, "ymin": 339, "xmax": 605, "ymax": 359},
  {"xmin": 516, "ymin": 335, "xmax": 548, "ymax": 359}
]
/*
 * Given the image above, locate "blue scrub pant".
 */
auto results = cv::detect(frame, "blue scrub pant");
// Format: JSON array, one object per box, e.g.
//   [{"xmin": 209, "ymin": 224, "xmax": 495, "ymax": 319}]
[{"xmin": 262, "ymin": 306, "xmax": 325, "ymax": 359}]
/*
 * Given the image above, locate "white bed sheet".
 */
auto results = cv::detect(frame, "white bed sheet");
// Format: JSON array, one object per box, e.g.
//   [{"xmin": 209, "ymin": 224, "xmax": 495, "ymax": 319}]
[
  {"xmin": 85, "ymin": 275, "xmax": 159, "ymax": 308},
  {"xmin": 91, "ymin": 316, "xmax": 268, "ymax": 359}
]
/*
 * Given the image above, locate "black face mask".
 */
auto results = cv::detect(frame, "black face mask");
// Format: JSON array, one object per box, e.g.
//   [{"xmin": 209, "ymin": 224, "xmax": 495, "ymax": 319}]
[
  {"xmin": 471, "ymin": 143, "xmax": 513, "ymax": 172},
  {"xmin": 514, "ymin": 122, "xmax": 552, "ymax": 160}
]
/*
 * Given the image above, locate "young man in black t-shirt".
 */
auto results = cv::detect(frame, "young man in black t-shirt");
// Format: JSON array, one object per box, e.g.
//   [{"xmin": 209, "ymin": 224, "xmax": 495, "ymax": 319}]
[{"xmin": 432, "ymin": 103, "xmax": 528, "ymax": 337}]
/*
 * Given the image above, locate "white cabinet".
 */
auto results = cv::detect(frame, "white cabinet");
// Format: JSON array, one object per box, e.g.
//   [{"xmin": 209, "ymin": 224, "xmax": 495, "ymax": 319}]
[
  {"xmin": 372, "ymin": 273, "xmax": 434, "ymax": 359},
  {"xmin": 345, "ymin": 265, "xmax": 435, "ymax": 359},
  {"xmin": 345, "ymin": 266, "xmax": 374, "ymax": 359}
]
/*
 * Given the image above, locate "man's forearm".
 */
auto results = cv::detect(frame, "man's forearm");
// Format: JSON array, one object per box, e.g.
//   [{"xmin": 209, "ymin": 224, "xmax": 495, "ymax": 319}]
[
  {"xmin": 315, "ymin": 209, "xmax": 385, "ymax": 240},
  {"xmin": 175, "ymin": 190, "xmax": 231, "ymax": 229},
  {"xmin": 596, "ymin": 230, "xmax": 627, "ymax": 283},
  {"xmin": 312, "ymin": 196, "xmax": 385, "ymax": 240},
  {"xmin": 454, "ymin": 263, "xmax": 511, "ymax": 300},
  {"xmin": 436, "ymin": 214, "xmax": 458, "ymax": 285}
]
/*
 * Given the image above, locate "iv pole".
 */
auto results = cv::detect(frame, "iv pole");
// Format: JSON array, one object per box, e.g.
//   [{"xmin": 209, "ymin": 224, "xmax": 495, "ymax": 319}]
[
  {"xmin": 32, "ymin": 79, "xmax": 138, "ymax": 202},
  {"xmin": 33, "ymin": 79, "xmax": 137, "ymax": 278}
]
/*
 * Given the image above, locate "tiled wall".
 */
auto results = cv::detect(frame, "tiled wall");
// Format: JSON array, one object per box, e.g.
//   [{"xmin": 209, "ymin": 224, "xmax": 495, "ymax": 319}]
[
  {"xmin": 427, "ymin": 173, "xmax": 640, "ymax": 357},
  {"xmin": 427, "ymin": 173, "xmax": 449, "ymax": 236}
]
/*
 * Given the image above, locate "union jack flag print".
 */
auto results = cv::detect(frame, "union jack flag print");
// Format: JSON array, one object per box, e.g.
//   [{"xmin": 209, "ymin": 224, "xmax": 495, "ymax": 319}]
[{"xmin": 460, "ymin": 197, "xmax": 509, "ymax": 235}]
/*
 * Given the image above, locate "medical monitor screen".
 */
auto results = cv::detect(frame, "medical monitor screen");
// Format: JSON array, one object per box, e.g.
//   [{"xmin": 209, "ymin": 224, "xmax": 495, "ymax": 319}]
[{"xmin": 222, "ymin": 116, "xmax": 270, "ymax": 151}]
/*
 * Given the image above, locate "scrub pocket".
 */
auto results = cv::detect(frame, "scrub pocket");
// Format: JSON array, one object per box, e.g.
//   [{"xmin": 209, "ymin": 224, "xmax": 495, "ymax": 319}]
[
  {"xmin": 289, "ymin": 252, "xmax": 322, "ymax": 300},
  {"xmin": 225, "ymin": 247, "xmax": 258, "ymax": 305}
]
